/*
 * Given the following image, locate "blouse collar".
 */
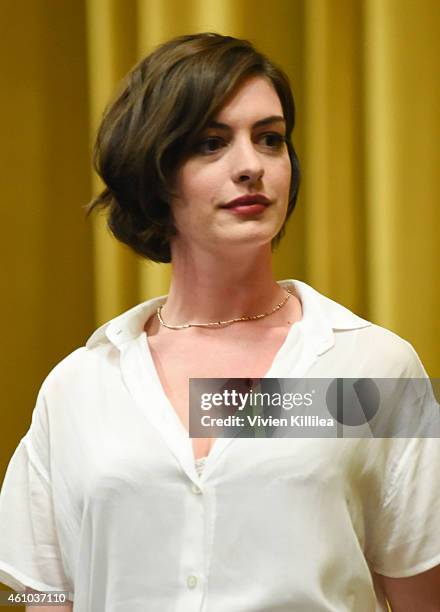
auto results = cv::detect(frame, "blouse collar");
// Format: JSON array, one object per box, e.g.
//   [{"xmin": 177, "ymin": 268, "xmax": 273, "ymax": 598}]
[{"xmin": 85, "ymin": 279, "xmax": 371, "ymax": 355}]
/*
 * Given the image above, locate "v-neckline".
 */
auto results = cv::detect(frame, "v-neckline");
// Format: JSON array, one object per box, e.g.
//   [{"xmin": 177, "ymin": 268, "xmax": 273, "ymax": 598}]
[
  {"xmin": 120, "ymin": 280, "xmax": 323, "ymax": 482},
  {"xmin": 137, "ymin": 317, "xmax": 304, "ymax": 464},
  {"xmin": 141, "ymin": 288, "xmax": 304, "ymax": 426}
]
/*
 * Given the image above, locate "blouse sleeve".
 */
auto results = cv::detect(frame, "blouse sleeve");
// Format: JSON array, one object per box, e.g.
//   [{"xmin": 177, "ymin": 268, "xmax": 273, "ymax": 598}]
[
  {"xmin": 365, "ymin": 435, "xmax": 440, "ymax": 577},
  {"xmin": 363, "ymin": 342, "xmax": 440, "ymax": 578},
  {"xmin": 0, "ymin": 387, "xmax": 71, "ymax": 595}
]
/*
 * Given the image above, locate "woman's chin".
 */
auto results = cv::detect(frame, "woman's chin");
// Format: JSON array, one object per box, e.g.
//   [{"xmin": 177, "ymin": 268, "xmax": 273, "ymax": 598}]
[
  {"xmin": 222, "ymin": 220, "xmax": 283, "ymax": 245},
  {"xmin": 171, "ymin": 219, "xmax": 284, "ymax": 258},
  {"xmin": 211, "ymin": 227, "xmax": 279, "ymax": 253}
]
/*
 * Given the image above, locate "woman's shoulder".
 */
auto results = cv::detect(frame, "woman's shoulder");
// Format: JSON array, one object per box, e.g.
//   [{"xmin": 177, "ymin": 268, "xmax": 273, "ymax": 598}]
[
  {"xmin": 40, "ymin": 346, "xmax": 102, "ymax": 396},
  {"xmin": 354, "ymin": 323, "xmax": 427, "ymax": 376},
  {"xmin": 38, "ymin": 295, "xmax": 163, "ymax": 399},
  {"xmin": 289, "ymin": 279, "xmax": 426, "ymax": 378},
  {"xmin": 289, "ymin": 279, "xmax": 426, "ymax": 376},
  {"xmin": 337, "ymin": 320, "xmax": 416, "ymax": 369}
]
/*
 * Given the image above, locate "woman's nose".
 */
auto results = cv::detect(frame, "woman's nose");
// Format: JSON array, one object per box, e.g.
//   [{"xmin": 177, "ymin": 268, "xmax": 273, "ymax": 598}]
[{"xmin": 230, "ymin": 140, "xmax": 264, "ymax": 185}]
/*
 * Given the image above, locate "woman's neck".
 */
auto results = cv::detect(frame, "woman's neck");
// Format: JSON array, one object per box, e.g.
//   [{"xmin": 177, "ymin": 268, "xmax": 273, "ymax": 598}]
[{"xmin": 161, "ymin": 242, "xmax": 289, "ymax": 326}]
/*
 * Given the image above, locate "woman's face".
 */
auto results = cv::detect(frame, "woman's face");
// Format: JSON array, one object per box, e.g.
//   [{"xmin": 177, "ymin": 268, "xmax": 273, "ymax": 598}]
[{"xmin": 170, "ymin": 75, "xmax": 292, "ymax": 256}]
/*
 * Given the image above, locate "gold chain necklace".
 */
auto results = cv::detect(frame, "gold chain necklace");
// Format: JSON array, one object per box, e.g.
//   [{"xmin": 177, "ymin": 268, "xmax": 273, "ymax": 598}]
[{"xmin": 157, "ymin": 289, "xmax": 292, "ymax": 330}]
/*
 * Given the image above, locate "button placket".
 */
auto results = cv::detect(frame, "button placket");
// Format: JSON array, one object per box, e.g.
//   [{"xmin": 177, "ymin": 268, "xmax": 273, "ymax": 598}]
[{"xmin": 178, "ymin": 474, "xmax": 207, "ymax": 607}]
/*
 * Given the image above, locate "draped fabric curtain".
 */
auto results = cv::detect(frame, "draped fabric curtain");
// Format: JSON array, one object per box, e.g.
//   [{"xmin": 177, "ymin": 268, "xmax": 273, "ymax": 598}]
[{"xmin": 0, "ymin": 1, "xmax": 439, "ymax": 595}]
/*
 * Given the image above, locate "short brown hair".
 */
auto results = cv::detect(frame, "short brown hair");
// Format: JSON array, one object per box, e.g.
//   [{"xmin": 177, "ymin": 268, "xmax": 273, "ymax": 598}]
[{"xmin": 87, "ymin": 32, "xmax": 301, "ymax": 263}]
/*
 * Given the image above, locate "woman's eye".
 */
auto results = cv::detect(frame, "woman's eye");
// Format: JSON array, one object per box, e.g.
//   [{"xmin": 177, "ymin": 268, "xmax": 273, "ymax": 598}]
[
  {"xmin": 197, "ymin": 137, "xmax": 225, "ymax": 154},
  {"xmin": 259, "ymin": 133, "xmax": 286, "ymax": 149},
  {"xmin": 194, "ymin": 132, "xmax": 285, "ymax": 155}
]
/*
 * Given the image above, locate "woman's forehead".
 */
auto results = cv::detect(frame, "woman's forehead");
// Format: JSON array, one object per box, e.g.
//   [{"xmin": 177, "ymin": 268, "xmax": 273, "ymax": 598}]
[{"xmin": 213, "ymin": 76, "xmax": 284, "ymax": 126}]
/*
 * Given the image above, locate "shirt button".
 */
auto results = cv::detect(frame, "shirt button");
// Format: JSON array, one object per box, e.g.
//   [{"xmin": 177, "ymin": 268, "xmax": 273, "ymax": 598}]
[
  {"xmin": 191, "ymin": 483, "xmax": 202, "ymax": 494},
  {"xmin": 187, "ymin": 575, "xmax": 198, "ymax": 589}
]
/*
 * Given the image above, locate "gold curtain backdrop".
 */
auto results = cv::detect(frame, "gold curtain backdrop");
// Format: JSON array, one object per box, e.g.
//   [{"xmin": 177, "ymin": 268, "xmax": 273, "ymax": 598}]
[{"xmin": 1, "ymin": 1, "xmax": 439, "ymax": 600}]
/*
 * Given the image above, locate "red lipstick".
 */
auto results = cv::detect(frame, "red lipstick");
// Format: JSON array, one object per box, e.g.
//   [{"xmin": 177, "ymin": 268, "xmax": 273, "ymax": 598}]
[{"xmin": 221, "ymin": 194, "xmax": 271, "ymax": 216}]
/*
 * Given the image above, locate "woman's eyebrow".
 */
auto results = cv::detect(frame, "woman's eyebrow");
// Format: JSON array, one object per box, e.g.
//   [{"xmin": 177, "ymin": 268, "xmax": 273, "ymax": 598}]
[{"xmin": 206, "ymin": 115, "xmax": 286, "ymax": 130}]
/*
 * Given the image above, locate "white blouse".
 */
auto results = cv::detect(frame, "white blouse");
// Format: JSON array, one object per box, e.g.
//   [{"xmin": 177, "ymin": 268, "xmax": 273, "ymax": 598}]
[
  {"xmin": 194, "ymin": 457, "xmax": 207, "ymax": 478},
  {"xmin": 0, "ymin": 279, "xmax": 439, "ymax": 612}
]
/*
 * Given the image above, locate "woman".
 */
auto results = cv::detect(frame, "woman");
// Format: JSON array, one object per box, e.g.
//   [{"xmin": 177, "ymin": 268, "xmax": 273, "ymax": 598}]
[{"xmin": 0, "ymin": 33, "xmax": 439, "ymax": 612}]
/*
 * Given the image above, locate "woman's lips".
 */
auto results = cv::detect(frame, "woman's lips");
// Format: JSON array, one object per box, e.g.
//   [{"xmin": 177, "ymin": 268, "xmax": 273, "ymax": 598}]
[
  {"xmin": 223, "ymin": 203, "xmax": 267, "ymax": 215},
  {"xmin": 220, "ymin": 194, "xmax": 271, "ymax": 215}
]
